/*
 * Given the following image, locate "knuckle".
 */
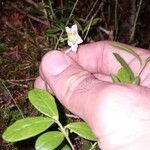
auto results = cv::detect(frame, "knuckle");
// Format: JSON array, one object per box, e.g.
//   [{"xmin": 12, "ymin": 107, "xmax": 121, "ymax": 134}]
[{"xmin": 62, "ymin": 71, "xmax": 92, "ymax": 103}]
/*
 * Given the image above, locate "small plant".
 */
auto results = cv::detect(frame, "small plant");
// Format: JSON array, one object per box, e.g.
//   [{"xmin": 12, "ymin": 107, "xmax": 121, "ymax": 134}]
[
  {"xmin": 110, "ymin": 42, "xmax": 150, "ymax": 84},
  {"xmin": 2, "ymin": 89, "xmax": 97, "ymax": 150},
  {"xmin": 46, "ymin": 17, "xmax": 101, "ymax": 49}
]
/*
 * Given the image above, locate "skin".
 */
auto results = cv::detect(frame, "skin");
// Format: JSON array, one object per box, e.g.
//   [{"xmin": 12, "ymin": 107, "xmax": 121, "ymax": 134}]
[{"xmin": 34, "ymin": 41, "xmax": 150, "ymax": 150}]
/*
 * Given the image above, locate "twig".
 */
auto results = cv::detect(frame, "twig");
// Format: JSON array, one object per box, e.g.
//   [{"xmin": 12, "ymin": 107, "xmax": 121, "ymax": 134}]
[
  {"xmin": 129, "ymin": 0, "xmax": 143, "ymax": 42},
  {"xmin": 137, "ymin": 59, "xmax": 149, "ymax": 77},
  {"xmin": 42, "ymin": 0, "xmax": 48, "ymax": 19},
  {"xmin": 114, "ymin": 0, "xmax": 118, "ymax": 40},
  {"xmin": 99, "ymin": 26, "xmax": 114, "ymax": 40},
  {"xmin": 3, "ymin": 78, "xmax": 36, "ymax": 88},
  {"xmin": 6, "ymin": 78, "xmax": 36, "ymax": 82},
  {"xmin": 99, "ymin": 26, "xmax": 110, "ymax": 35},
  {"xmin": 25, "ymin": 0, "xmax": 39, "ymax": 9},
  {"xmin": 98, "ymin": 29, "xmax": 105, "ymax": 40},
  {"xmin": 48, "ymin": 0, "xmax": 56, "ymax": 19},
  {"xmin": 60, "ymin": 0, "xmax": 64, "ymax": 17},
  {"xmin": 0, "ymin": 79, "xmax": 24, "ymax": 118},
  {"xmin": 130, "ymin": 0, "xmax": 136, "ymax": 26},
  {"xmin": 5, "ymin": 81, "xmax": 28, "ymax": 88},
  {"xmin": 5, "ymin": 21, "xmax": 24, "ymax": 36},
  {"xmin": 10, "ymin": 3, "xmax": 50, "ymax": 26},
  {"xmin": 83, "ymin": 17, "xmax": 94, "ymax": 40},
  {"xmin": 92, "ymin": 0, "xmax": 105, "ymax": 19},
  {"xmin": 28, "ymin": 18, "xmax": 36, "ymax": 33},
  {"xmin": 65, "ymin": 113, "xmax": 80, "ymax": 119},
  {"xmin": 107, "ymin": 2, "xmax": 111, "ymax": 25},
  {"xmin": 100, "ymin": 1, "xmax": 107, "ymax": 28},
  {"xmin": 84, "ymin": 0, "xmax": 99, "ymax": 22}
]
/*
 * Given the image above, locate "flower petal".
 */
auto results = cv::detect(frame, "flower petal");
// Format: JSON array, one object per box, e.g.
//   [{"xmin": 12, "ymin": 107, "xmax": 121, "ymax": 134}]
[
  {"xmin": 71, "ymin": 24, "xmax": 78, "ymax": 33},
  {"xmin": 65, "ymin": 27, "xmax": 71, "ymax": 33},
  {"xmin": 67, "ymin": 41, "xmax": 74, "ymax": 47},
  {"xmin": 65, "ymin": 24, "xmax": 83, "ymax": 53},
  {"xmin": 71, "ymin": 44, "xmax": 78, "ymax": 52},
  {"xmin": 77, "ymin": 35, "xmax": 83, "ymax": 44}
]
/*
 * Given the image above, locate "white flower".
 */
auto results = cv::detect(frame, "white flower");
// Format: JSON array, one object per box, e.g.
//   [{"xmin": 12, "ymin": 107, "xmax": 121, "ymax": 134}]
[{"xmin": 65, "ymin": 24, "xmax": 83, "ymax": 53}]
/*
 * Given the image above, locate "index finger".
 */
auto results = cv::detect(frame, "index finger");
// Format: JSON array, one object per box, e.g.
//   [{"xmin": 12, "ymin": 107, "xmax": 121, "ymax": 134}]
[{"xmin": 67, "ymin": 41, "xmax": 150, "ymax": 77}]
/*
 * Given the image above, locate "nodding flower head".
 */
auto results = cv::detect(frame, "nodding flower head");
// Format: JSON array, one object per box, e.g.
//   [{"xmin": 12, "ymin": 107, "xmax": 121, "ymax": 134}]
[{"xmin": 65, "ymin": 24, "xmax": 83, "ymax": 53}]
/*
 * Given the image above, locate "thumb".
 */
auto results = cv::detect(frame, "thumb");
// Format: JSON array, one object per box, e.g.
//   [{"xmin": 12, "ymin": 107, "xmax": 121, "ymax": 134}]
[{"xmin": 40, "ymin": 51, "xmax": 108, "ymax": 119}]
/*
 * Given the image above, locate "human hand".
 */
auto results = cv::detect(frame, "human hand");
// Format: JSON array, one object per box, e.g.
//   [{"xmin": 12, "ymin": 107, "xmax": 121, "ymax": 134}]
[{"xmin": 34, "ymin": 41, "xmax": 150, "ymax": 150}]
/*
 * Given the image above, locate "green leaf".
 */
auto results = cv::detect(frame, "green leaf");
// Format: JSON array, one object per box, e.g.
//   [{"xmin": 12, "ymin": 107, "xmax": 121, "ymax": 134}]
[
  {"xmin": 61, "ymin": 145, "xmax": 71, "ymax": 150},
  {"xmin": 83, "ymin": 18, "xmax": 94, "ymax": 34},
  {"xmin": 28, "ymin": 8, "xmax": 44, "ymax": 16},
  {"xmin": 47, "ymin": 28, "xmax": 61, "ymax": 35},
  {"xmin": 117, "ymin": 67, "xmax": 132, "ymax": 83},
  {"xmin": 55, "ymin": 18, "xmax": 67, "ymax": 29},
  {"xmin": 2, "ymin": 117, "xmax": 54, "ymax": 142},
  {"xmin": 65, "ymin": 122, "xmax": 96, "ymax": 141},
  {"xmin": 113, "ymin": 53, "xmax": 135, "ymax": 81},
  {"xmin": 73, "ymin": 19, "xmax": 83, "ymax": 31},
  {"xmin": 84, "ymin": 18, "xmax": 101, "ymax": 30},
  {"xmin": 28, "ymin": 89, "xmax": 58, "ymax": 119},
  {"xmin": 91, "ymin": 17, "xmax": 102, "ymax": 26},
  {"xmin": 110, "ymin": 42, "xmax": 142, "ymax": 65},
  {"xmin": 35, "ymin": 131, "xmax": 64, "ymax": 150},
  {"xmin": 111, "ymin": 74, "xmax": 120, "ymax": 83},
  {"xmin": 83, "ymin": 143, "xmax": 91, "ymax": 150}
]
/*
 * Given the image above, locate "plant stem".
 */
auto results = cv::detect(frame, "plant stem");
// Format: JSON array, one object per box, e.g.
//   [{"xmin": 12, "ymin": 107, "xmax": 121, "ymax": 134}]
[
  {"xmin": 55, "ymin": 119, "xmax": 75, "ymax": 150},
  {"xmin": 99, "ymin": 26, "xmax": 110, "ymax": 35},
  {"xmin": 83, "ymin": 17, "xmax": 94, "ymax": 40},
  {"xmin": 137, "ymin": 61, "xmax": 147, "ymax": 76},
  {"xmin": 84, "ymin": 0, "xmax": 99, "ymax": 22},
  {"xmin": 114, "ymin": 0, "xmax": 118, "ymax": 40},
  {"xmin": 48, "ymin": 0, "xmax": 56, "ymax": 19},
  {"xmin": 54, "ymin": 0, "xmax": 79, "ymax": 50},
  {"xmin": 0, "ymin": 79, "xmax": 24, "ymax": 118},
  {"xmin": 129, "ymin": 0, "xmax": 143, "ymax": 42},
  {"xmin": 89, "ymin": 142, "xmax": 98, "ymax": 150},
  {"xmin": 42, "ymin": 0, "xmax": 48, "ymax": 18},
  {"xmin": 60, "ymin": 0, "xmax": 64, "ymax": 17}
]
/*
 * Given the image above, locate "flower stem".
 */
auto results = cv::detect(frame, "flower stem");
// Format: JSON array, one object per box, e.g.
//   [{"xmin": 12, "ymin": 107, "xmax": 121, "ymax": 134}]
[
  {"xmin": 89, "ymin": 142, "xmax": 98, "ymax": 150},
  {"xmin": 48, "ymin": 0, "xmax": 56, "ymax": 20},
  {"xmin": 114, "ymin": 0, "xmax": 118, "ymax": 40},
  {"xmin": 55, "ymin": 119, "xmax": 75, "ymax": 150},
  {"xmin": 129, "ymin": 0, "xmax": 143, "ymax": 42},
  {"xmin": 137, "ymin": 61, "xmax": 147, "ymax": 76},
  {"xmin": 54, "ymin": 0, "xmax": 79, "ymax": 50},
  {"xmin": 65, "ymin": 48, "xmax": 72, "ymax": 54}
]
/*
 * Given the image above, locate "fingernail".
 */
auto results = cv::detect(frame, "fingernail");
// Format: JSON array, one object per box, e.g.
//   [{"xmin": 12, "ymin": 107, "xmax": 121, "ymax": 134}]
[{"xmin": 43, "ymin": 51, "xmax": 70, "ymax": 75}]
